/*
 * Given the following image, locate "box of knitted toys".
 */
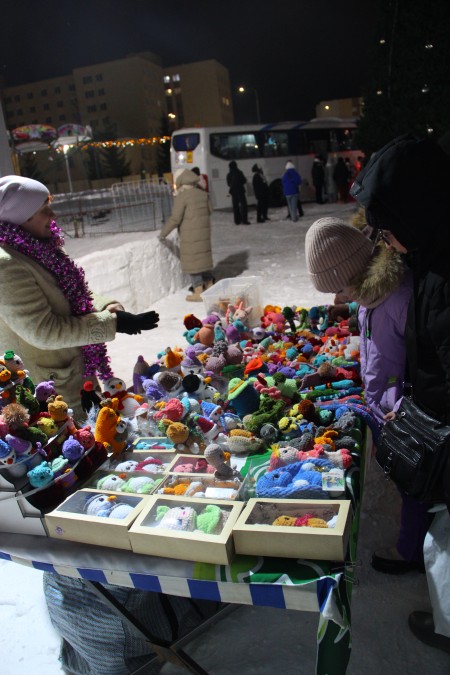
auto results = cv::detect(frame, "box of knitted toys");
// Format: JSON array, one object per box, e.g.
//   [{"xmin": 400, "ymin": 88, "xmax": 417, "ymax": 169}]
[
  {"xmin": 201, "ymin": 275, "xmax": 263, "ymax": 329},
  {"xmin": 45, "ymin": 489, "xmax": 149, "ymax": 550},
  {"xmin": 105, "ymin": 450, "xmax": 174, "ymax": 475},
  {"xmin": 233, "ymin": 498, "xmax": 352, "ymax": 561},
  {"xmin": 128, "ymin": 494, "xmax": 245, "ymax": 565}
]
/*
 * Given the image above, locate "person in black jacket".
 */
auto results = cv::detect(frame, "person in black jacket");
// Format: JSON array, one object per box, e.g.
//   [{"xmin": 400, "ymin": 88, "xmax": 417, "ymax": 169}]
[
  {"xmin": 311, "ymin": 155, "xmax": 325, "ymax": 204},
  {"xmin": 351, "ymin": 134, "xmax": 450, "ymax": 655},
  {"xmin": 251, "ymin": 164, "xmax": 270, "ymax": 222},
  {"xmin": 226, "ymin": 161, "xmax": 250, "ymax": 225}
]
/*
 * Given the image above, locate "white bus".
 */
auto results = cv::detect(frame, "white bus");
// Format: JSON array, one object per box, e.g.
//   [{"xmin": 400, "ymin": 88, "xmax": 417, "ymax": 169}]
[{"xmin": 170, "ymin": 117, "xmax": 362, "ymax": 208}]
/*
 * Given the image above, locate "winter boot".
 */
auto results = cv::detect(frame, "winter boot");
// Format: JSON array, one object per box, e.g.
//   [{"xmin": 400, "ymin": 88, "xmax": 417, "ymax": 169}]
[
  {"xmin": 203, "ymin": 277, "xmax": 215, "ymax": 290},
  {"xmin": 186, "ymin": 285, "xmax": 203, "ymax": 302}
]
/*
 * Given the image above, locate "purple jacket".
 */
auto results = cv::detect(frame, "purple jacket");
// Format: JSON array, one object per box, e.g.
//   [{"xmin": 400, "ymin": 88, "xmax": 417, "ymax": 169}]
[{"xmin": 358, "ymin": 271, "xmax": 413, "ymax": 425}]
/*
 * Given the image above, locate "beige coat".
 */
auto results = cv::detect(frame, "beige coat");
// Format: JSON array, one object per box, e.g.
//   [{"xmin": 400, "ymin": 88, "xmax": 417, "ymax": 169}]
[
  {"xmin": 160, "ymin": 170, "xmax": 213, "ymax": 275},
  {"xmin": 0, "ymin": 245, "xmax": 117, "ymax": 420}
]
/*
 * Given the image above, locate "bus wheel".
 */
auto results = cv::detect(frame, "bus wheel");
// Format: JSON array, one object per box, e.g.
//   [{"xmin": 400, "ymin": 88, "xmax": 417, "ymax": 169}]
[{"xmin": 269, "ymin": 179, "xmax": 285, "ymax": 208}]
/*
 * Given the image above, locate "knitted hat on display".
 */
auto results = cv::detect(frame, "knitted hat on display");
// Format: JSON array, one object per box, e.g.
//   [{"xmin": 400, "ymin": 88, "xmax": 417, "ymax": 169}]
[
  {"xmin": 196, "ymin": 416, "xmax": 214, "ymax": 434},
  {"xmin": 0, "ymin": 176, "xmax": 50, "ymax": 225},
  {"xmin": 305, "ymin": 217, "xmax": 373, "ymax": 293}
]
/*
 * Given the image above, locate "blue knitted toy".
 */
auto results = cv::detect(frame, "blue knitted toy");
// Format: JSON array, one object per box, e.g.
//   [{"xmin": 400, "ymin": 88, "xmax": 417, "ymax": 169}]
[{"xmin": 256, "ymin": 457, "xmax": 334, "ymax": 499}]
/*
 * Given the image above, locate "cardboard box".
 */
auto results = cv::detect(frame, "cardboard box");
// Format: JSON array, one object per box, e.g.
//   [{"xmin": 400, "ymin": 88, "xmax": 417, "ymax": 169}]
[
  {"xmin": 233, "ymin": 498, "xmax": 352, "ymax": 561},
  {"xmin": 201, "ymin": 276, "xmax": 262, "ymax": 328},
  {"xmin": 129, "ymin": 495, "xmax": 244, "ymax": 564},
  {"xmin": 45, "ymin": 489, "xmax": 148, "ymax": 550}
]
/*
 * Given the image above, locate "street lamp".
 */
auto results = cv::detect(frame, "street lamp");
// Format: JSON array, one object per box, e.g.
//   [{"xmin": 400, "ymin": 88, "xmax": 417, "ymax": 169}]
[
  {"xmin": 238, "ymin": 86, "xmax": 261, "ymax": 124},
  {"xmin": 62, "ymin": 144, "xmax": 74, "ymax": 193}
]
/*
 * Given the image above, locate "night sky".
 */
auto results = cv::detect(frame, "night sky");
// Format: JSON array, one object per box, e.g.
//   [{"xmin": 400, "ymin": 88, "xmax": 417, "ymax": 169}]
[{"xmin": 1, "ymin": 0, "xmax": 381, "ymax": 123}]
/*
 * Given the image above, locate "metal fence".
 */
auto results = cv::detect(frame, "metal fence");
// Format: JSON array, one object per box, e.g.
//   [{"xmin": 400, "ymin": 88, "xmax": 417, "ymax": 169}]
[{"xmin": 52, "ymin": 179, "xmax": 173, "ymax": 238}]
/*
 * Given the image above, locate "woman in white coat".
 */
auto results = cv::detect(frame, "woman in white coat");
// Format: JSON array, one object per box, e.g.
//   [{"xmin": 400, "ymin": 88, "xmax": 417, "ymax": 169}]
[{"xmin": 0, "ymin": 175, "xmax": 159, "ymax": 420}]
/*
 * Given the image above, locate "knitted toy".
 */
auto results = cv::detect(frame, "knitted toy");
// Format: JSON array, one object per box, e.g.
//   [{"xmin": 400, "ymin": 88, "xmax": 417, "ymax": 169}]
[
  {"xmin": 96, "ymin": 473, "xmax": 127, "ymax": 491},
  {"xmin": 47, "ymin": 395, "xmax": 76, "ymax": 444},
  {"xmin": 227, "ymin": 377, "xmax": 260, "ymax": 417},
  {"xmin": 35, "ymin": 417, "xmax": 63, "ymax": 442},
  {"xmin": 194, "ymin": 416, "xmax": 229, "ymax": 447},
  {"xmin": 61, "ymin": 437, "xmax": 85, "ymax": 463},
  {"xmin": 243, "ymin": 398, "xmax": 286, "ymax": 434},
  {"xmin": 120, "ymin": 475, "xmax": 159, "ymax": 494},
  {"xmin": 103, "ymin": 377, "xmax": 143, "ymax": 418},
  {"xmin": 269, "ymin": 444, "xmax": 352, "ymax": 471},
  {"xmin": 204, "ymin": 443, "xmax": 242, "ymax": 480},
  {"xmin": 152, "ymin": 370, "xmax": 184, "ymax": 397},
  {"xmin": 260, "ymin": 308, "xmax": 285, "ymax": 333},
  {"xmin": 256, "ymin": 458, "xmax": 334, "ymax": 499},
  {"xmin": 182, "ymin": 373, "xmax": 216, "ymax": 402},
  {"xmin": 3, "ymin": 350, "xmax": 35, "ymax": 392},
  {"xmin": 272, "ymin": 514, "xmax": 329, "ymax": 528},
  {"xmin": 27, "ymin": 461, "xmax": 54, "ymax": 488},
  {"xmin": 34, "ymin": 380, "xmax": 57, "ymax": 412},
  {"xmin": 114, "ymin": 459, "xmax": 139, "ymax": 472},
  {"xmin": 84, "ymin": 494, "xmax": 134, "ymax": 519},
  {"xmin": 80, "ymin": 381, "xmax": 102, "ymax": 414},
  {"xmin": 155, "ymin": 504, "xmax": 197, "ymax": 531},
  {"xmin": 226, "ymin": 429, "xmax": 263, "ymax": 454},
  {"xmin": 1, "ymin": 402, "xmax": 48, "ymax": 447},
  {"xmin": 94, "ymin": 400, "xmax": 128, "ymax": 456},
  {"xmin": 163, "ymin": 421, "xmax": 202, "ymax": 455},
  {"xmin": 259, "ymin": 423, "xmax": 280, "ymax": 445},
  {"xmin": 135, "ymin": 457, "xmax": 166, "ymax": 474},
  {"xmin": 0, "ymin": 437, "xmax": 27, "ymax": 476},
  {"xmin": 72, "ymin": 425, "xmax": 106, "ymax": 455},
  {"xmin": 160, "ymin": 346, "xmax": 184, "ymax": 372},
  {"xmin": 204, "ymin": 341, "xmax": 243, "ymax": 375},
  {"xmin": 153, "ymin": 397, "xmax": 184, "ymax": 422}
]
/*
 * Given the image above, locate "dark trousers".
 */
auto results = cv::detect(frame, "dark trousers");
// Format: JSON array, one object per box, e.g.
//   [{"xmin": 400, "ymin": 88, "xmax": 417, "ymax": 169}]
[
  {"xmin": 396, "ymin": 492, "xmax": 434, "ymax": 563},
  {"xmin": 231, "ymin": 194, "xmax": 248, "ymax": 224},
  {"xmin": 314, "ymin": 182, "xmax": 324, "ymax": 204},
  {"xmin": 256, "ymin": 196, "xmax": 269, "ymax": 222}
]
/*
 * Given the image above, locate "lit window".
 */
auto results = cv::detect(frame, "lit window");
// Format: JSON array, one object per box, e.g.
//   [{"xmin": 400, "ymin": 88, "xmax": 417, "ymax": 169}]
[
  {"xmin": 173, "ymin": 74, "xmax": 180, "ymax": 82},
  {"xmin": 324, "ymin": 105, "xmax": 330, "ymax": 110},
  {"xmin": 166, "ymin": 88, "xmax": 173, "ymax": 95},
  {"xmin": 163, "ymin": 76, "xmax": 171, "ymax": 83}
]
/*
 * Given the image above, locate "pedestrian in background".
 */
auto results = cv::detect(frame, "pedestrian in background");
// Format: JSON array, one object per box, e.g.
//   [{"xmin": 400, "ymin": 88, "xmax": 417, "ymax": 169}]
[
  {"xmin": 252, "ymin": 163, "xmax": 270, "ymax": 223},
  {"xmin": 282, "ymin": 160, "xmax": 303, "ymax": 221},
  {"xmin": 226, "ymin": 160, "xmax": 250, "ymax": 225},
  {"xmin": 333, "ymin": 157, "xmax": 351, "ymax": 202},
  {"xmin": 311, "ymin": 155, "xmax": 325, "ymax": 204},
  {"xmin": 159, "ymin": 168, "xmax": 214, "ymax": 302}
]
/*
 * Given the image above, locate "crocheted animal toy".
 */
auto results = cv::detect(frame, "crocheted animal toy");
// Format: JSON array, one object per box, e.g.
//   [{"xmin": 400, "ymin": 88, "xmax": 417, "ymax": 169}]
[
  {"xmin": 103, "ymin": 377, "xmax": 144, "ymax": 418},
  {"xmin": 204, "ymin": 341, "xmax": 243, "ymax": 375},
  {"xmin": 3, "ymin": 351, "xmax": 35, "ymax": 392},
  {"xmin": 243, "ymin": 398, "xmax": 286, "ymax": 434},
  {"xmin": 163, "ymin": 421, "xmax": 202, "ymax": 455},
  {"xmin": 135, "ymin": 457, "xmax": 165, "ymax": 473},
  {"xmin": 182, "ymin": 372, "xmax": 217, "ymax": 402},
  {"xmin": 155, "ymin": 504, "xmax": 197, "ymax": 531},
  {"xmin": 61, "ymin": 437, "xmax": 85, "ymax": 463},
  {"xmin": 84, "ymin": 493, "xmax": 134, "ymax": 519},
  {"xmin": 114, "ymin": 459, "xmax": 139, "ymax": 472},
  {"xmin": 153, "ymin": 397, "xmax": 184, "ymax": 422},
  {"xmin": 226, "ymin": 429, "xmax": 263, "ymax": 454},
  {"xmin": 94, "ymin": 400, "xmax": 128, "ymax": 456},
  {"xmin": 120, "ymin": 475, "xmax": 159, "ymax": 494},
  {"xmin": 27, "ymin": 461, "xmax": 54, "ymax": 488},
  {"xmin": 1, "ymin": 402, "xmax": 48, "ymax": 448},
  {"xmin": 96, "ymin": 473, "xmax": 127, "ymax": 491},
  {"xmin": 256, "ymin": 458, "xmax": 334, "ymax": 499},
  {"xmin": 269, "ymin": 444, "xmax": 352, "ymax": 470},
  {"xmin": 47, "ymin": 395, "xmax": 76, "ymax": 445},
  {"xmin": 204, "ymin": 443, "xmax": 242, "ymax": 480},
  {"xmin": 227, "ymin": 377, "xmax": 260, "ymax": 417},
  {"xmin": 272, "ymin": 514, "xmax": 329, "ymax": 528},
  {"xmin": 260, "ymin": 308, "xmax": 285, "ymax": 333},
  {"xmin": 35, "ymin": 380, "xmax": 57, "ymax": 412},
  {"xmin": 80, "ymin": 381, "xmax": 102, "ymax": 415}
]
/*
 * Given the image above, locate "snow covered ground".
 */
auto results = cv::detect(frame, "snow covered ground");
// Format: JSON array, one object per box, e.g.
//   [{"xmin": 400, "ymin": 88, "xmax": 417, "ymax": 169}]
[{"xmin": 0, "ymin": 203, "xmax": 448, "ymax": 674}]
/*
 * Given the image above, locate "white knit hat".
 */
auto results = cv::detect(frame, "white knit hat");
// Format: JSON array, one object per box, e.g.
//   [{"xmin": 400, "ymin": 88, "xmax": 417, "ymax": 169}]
[
  {"xmin": 0, "ymin": 176, "xmax": 50, "ymax": 225},
  {"xmin": 305, "ymin": 217, "xmax": 373, "ymax": 293}
]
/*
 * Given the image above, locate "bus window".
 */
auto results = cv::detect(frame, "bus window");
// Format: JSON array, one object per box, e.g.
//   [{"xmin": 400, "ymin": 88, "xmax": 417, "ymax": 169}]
[
  {"xmin": 332, "ymin": 128, "xmax": 356, "ymax": 151},
  {"xmin": 262, "ymin": 132, "xmax": 289, "ymax": 157},
  {"xmin": 172, "ymin": 133, "xmax": 200, "ymax": 152},
  {"xmin": 210, "ymin": 133, "xmax": 260, "ymax": 160}
]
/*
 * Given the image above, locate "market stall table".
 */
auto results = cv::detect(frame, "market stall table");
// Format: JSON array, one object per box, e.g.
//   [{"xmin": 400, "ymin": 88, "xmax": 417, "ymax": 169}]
[{"xmin": 0, "ymin": 440, "xmax": 367, "ymax": 675}]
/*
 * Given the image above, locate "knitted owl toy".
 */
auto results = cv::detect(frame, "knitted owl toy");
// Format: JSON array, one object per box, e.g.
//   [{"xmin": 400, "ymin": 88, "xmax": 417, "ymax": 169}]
[{"xmin": 84, "ymin": 493, "xmax": 134, "ymax": 518}]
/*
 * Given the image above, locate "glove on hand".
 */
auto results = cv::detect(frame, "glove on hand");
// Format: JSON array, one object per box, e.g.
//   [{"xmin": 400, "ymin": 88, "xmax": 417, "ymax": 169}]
[{"xmin": 115, "ymin": 310, "xmax": 159, "ymax": 335}]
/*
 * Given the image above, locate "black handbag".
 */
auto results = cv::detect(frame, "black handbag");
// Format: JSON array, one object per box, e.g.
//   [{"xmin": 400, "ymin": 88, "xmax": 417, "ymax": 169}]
[{"xmin": 376, "ymin": 395, "xmax": 450, "ymax": 503}]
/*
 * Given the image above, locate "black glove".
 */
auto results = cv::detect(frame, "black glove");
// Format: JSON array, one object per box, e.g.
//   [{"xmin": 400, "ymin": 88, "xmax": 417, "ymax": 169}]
[{"xmin": 115, "ymin": 310, "xmax": 159, "ymax": 335}]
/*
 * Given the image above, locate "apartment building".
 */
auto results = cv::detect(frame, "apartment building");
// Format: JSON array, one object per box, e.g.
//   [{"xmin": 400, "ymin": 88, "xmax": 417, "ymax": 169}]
[
  {"xmin": 1, "ymin": 53, "xmax": 234, "ymax": 190},
  {"xmin": 315, "ymin": 97, "xmax": 363, "ymax": 119}
]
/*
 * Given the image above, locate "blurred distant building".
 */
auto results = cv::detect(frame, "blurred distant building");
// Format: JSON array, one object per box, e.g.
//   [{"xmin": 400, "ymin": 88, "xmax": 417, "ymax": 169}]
[
  {"xmin": 315, "ymin": 97, "xmax": 363, "ymax": 119},
  {"xmin": 0, "ymin": 53, "xmax": 234, "ymax": 190}
]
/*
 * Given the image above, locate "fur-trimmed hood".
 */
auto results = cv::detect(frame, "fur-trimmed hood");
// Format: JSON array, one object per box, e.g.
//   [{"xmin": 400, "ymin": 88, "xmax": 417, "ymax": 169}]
[{"xmin": 351, "ymin": 245, "xmax": 407, "ymax": 309}]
